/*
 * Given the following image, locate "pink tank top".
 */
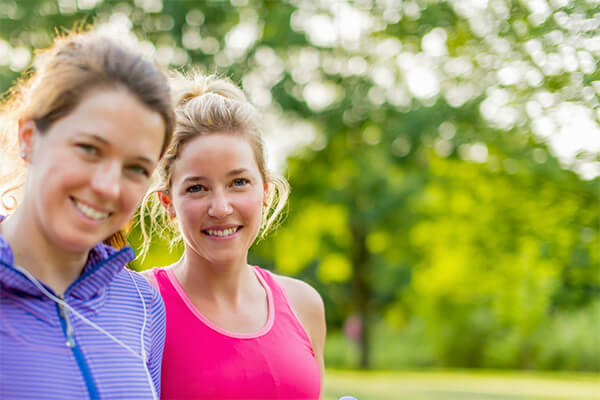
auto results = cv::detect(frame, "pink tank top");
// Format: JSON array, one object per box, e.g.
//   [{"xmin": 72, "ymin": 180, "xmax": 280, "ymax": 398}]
[{"xmin": 150, "ymin": 266, "xmax": 321, "ymax": 400}]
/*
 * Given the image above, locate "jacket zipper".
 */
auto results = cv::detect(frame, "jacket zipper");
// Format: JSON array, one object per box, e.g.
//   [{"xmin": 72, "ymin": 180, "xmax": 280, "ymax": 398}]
[{"xmin": 57, "ymin": 295, "xmax": 100, "ymax": 400}]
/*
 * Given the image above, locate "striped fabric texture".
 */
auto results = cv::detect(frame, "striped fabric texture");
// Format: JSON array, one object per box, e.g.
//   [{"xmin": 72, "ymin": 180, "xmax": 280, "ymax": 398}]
[{"xmin": 0, "ymin": 230, "xmax": 166, "ymax": 399}]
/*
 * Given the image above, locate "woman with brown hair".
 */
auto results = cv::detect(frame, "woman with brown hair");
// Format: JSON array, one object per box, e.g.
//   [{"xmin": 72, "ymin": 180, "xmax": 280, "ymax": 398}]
[{"xmin": 0, "ymin": 31, "xmax": 174, "ymax": 399}]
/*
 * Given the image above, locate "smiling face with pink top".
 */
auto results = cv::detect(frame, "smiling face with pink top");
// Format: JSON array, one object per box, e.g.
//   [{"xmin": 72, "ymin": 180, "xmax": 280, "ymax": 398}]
[{"xmin": 166, "ymin": 133, "xmax": 267, "ymax": 267}]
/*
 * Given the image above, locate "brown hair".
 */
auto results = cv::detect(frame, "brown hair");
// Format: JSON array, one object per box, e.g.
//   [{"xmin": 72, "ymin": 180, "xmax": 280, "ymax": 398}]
[
  {"xmin": 0, "ymin": 30, "xmax": 175, "ymax": 248},
  {"xmin": 139, "ymin": 72, "xmax": 289, "ymax": 257}
]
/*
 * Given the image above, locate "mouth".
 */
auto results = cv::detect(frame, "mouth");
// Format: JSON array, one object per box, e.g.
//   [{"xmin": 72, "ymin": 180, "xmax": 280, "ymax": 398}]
[
  {"xmin": 202, "ymin": 226, "xmax": 241, "ymax": 238},
  {"xmin": 71, "ymin": 197, "xmax": 111, "ymax": 221}
]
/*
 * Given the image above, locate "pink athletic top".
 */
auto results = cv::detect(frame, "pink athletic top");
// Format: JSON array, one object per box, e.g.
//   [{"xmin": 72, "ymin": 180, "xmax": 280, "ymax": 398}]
[{"xmin": 149, "ymin": 266, "xmax": 321, "ymax": 400}]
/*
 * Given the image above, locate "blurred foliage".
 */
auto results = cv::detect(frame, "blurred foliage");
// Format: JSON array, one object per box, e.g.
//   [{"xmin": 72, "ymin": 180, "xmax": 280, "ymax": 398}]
[{"xmin": 1, "ymin": 0, "xmax": 598, "ymax": 371}]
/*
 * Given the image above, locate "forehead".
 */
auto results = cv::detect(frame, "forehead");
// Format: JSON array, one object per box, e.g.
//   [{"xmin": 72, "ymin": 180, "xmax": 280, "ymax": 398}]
[
  {"xmin": 64, "ymin": 89, "xmax": 163, "ymax": 132},
  {"xmin": 173, "ymin": 134, "xmax": 260, "ymax": 180},
  {"xmin": 44, "ymin": 88, "xmax": 165, "ymax": 159}
]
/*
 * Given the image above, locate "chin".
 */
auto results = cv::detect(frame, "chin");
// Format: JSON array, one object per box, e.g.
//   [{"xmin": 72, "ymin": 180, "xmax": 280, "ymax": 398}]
[
  {"xmin": 208, "ymin": 255, "xmax": 241, "ymax": 267},
  {"xmin": 52, "ymin": 230, "xmax": 107, "ymax": 253}
]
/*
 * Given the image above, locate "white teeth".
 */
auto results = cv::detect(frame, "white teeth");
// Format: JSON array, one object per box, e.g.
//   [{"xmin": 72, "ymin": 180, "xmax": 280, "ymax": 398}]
[
  {"xmin": 206, "ymin": 227, "xmax": 237, "ymax": 237},
  {"xmin": 74, "ymin": 200, "xmax": 109, "ymax": 220}
]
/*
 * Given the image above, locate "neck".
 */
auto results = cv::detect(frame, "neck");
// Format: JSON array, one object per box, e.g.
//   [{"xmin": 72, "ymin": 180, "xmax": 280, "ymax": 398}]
[
  {"xmin": 173, "ymin": 248, "xmax": 256, "ymax": 306},
  {"xmin": 1, "ymin": 207, "xmax": 89, "ymax": 296}
]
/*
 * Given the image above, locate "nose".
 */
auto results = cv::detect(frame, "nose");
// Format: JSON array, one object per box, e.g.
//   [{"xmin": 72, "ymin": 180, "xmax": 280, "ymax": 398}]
[
  {"xmin": 90, "ymin": 161, "xmax": 121, "ymax": 201},
  {"xmin": 207, "ymin": 189, "xmax": 233, "ymax": 219}
]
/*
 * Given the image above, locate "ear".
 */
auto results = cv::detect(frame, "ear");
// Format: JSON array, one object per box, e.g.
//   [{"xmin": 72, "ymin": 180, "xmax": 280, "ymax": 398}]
[
  {"xmin": 263, "ymin": 180, "xmax": 270, "ymax": 207},
  {"xmin": 18, "ymin": 120, "xmax": 39, "ymax": 162},
  {"xmin": 157, "ymin": 192, "xmax": 176, "ymax": 218}
]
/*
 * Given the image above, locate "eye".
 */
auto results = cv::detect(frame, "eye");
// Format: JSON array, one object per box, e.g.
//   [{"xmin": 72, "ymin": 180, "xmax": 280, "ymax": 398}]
[
  {"xmin": 76, "ymin": 143, "xmax": 98, "ymax": 156},
  {"xmin": 126, "ymin": 165, "xmax": 150, "ymax": 177},
  {"xmin": 186, "ymin": 184, "xmax": 206, "ymax": 193},
  {"xmin": 232, "ymin": 178, "xmax": 250, "ymax": 187}
]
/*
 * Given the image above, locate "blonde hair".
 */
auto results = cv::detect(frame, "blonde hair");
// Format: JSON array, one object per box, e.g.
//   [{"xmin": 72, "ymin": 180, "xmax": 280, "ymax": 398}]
[
  {"xmin": 0, "ymin": 30, "xmax": 175, "ymax": 248},
  {"xmin": 139, "ymin": 72, "xmax": 289, "ymax": 258}
]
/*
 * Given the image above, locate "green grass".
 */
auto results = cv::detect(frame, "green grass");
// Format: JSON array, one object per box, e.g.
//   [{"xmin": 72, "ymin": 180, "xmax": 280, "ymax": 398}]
[{"xmin": 323, "ymin": 369, "xmax": 600, "ymax": 400}]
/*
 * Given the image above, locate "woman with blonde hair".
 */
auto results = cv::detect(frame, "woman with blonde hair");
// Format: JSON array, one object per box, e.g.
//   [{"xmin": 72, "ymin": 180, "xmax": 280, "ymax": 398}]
[
  {"xmin": 141, "ymin": 72, "xmax": 325, "ymax": 399},
  {"xmin": 0, "ymin": 31, "xmax": 174, "ymax": 399}
]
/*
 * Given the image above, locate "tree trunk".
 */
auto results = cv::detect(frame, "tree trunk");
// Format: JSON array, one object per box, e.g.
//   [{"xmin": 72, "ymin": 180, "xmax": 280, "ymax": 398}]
[{"xmin": 351, "ymin": 221, "xmax": 371, "ymax": 369}]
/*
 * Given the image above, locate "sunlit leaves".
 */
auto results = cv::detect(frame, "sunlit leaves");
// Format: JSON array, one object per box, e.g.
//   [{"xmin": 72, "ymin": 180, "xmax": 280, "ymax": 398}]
[
  {"xmin": 366, "ymin": 230, "xmax": 391, "ymax": 254},
  {"xmin": 318, "ymin": 253, "xmax": 352, "ymax": 283},
  {"xmin": 409, "ymin": 152, "xmax": 599, "ymax": 366},
  {"xmin": 272, "ymin": 201, "xmax": 350, "ymax": 275}
]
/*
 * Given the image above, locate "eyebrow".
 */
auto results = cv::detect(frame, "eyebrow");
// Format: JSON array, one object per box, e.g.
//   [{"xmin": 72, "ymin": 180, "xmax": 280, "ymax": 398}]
[
  {"xmin": 78, "ymin": 133, "xmax": 156, "ymax": 165},
  {"xmin": 180, "ymin": 169, "xmax": 250, "ymax": 185},
  {"xmin": 181, "ymin": 176, "xmax": 205, "ymax": 185},
  {"xmin": 80, "ymin": 133, "xmax": 109, "ymax": 145},
  {"xmin": 228, "ymin": 168, "xmax": 250, "ymax": 176}
]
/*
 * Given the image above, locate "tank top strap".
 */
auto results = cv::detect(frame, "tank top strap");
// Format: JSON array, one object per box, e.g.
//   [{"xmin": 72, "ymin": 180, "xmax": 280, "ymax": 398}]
[
  {"xmin": 146, "ymin": 267, "xmax": 160, "ymax": 290},
  {"xmin": 251, "ymin": 266, "xmax": 285, "ymax": 304},
  {"xmin": 251, "ymin": 266, "xmax": 314, "ymax": 350},
  {"xmin": 150, "ymin": 267, "xmax": 173, "ymax": 295}
]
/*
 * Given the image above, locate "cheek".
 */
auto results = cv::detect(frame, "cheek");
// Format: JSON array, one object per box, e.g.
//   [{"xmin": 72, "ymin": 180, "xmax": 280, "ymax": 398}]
[
  {"xmin": 177, "ymin": 199, "xmax": 206, "ymax": 225},
  {"xmin": 240, "ymin": 193, "xmax": 264, "ymax": 222},
  {"xmin": 36, "ymin": 164, "xmax": 82, "ymax": 200},
  {"xmin": 120, "ymin": 182, "xmax": 149, "ymax": 213}
]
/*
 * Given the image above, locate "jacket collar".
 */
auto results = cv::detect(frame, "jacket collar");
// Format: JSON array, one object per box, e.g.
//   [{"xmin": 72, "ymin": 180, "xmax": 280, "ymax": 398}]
[{"xmin": 0, "ymin": 217, "xmax": 135, "ymax": 300}]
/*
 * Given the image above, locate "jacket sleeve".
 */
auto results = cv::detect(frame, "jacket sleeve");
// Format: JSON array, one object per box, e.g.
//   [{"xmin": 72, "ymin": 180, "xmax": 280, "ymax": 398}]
[{"xmin": 148, "ymin": 286, "xmax": 166, "ymax": 397}]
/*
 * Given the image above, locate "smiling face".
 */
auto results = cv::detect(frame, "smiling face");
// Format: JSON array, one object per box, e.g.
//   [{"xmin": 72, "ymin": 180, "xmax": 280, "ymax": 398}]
[
  {"xmin": 20, "ymin": 88, "xmax": 165, "ymax": 253},
  {"xmin": 167, "ymin": 133, "xmax": 268, "ymax": 267}
]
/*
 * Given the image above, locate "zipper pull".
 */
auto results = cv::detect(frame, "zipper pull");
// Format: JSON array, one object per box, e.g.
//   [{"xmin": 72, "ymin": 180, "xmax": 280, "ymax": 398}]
[{"xmin": 58, "ymin": 295, "xmax": 76, "ymax": 348}]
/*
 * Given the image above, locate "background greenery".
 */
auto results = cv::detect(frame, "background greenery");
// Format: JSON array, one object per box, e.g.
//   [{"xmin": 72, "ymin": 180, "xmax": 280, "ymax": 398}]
[
  {"xmin": 323, "ymin": 369, "xmax": 600, "ymax": 399},
  {"xmin": 0, "ymin": 0, "xmax": 598, "ymax": 374}
]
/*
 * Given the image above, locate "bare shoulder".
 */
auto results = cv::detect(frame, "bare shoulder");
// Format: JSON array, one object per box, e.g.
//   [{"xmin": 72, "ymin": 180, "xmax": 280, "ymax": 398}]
[
  {"xmin": 273, "ymin": 274, "xmax": 326, "ymax": 339},
  {"xmin": 273, "ymin": 274, "xmax": 324, "ymax": 315},
  {"xmin": 273, "ymin": 273, "xmax": 327, "ymax": 379}
]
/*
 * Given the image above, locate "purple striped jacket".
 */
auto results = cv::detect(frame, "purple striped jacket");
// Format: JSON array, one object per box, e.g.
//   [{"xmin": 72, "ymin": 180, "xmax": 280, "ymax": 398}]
[{"xmin": 0, "ymin": 229, "xmax": 166, "ymax": 399}]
